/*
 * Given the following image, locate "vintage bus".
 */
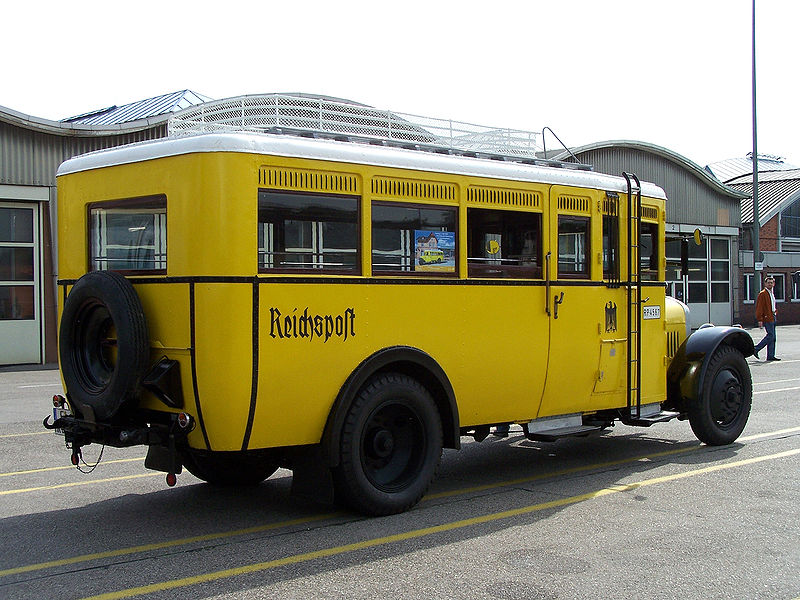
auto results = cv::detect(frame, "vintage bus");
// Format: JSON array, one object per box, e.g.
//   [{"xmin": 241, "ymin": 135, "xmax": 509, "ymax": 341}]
[{"xmin": 47, "ymin": 125, "xmax": 754, "ymax": 515}]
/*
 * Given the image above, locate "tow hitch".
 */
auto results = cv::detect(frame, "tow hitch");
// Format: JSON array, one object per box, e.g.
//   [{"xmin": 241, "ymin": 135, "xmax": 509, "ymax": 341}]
[{"xmin": 44, "ymin": 395, "xmax": 195, "ymax": 487}]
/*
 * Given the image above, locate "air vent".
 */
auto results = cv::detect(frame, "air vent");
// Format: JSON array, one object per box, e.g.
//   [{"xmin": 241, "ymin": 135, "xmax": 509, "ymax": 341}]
[
  {"xmin": 666, "ymin": 330, "xmax": 681, "ymax": 359},
  {"xmin": 467, "ymin": 186, "xmax": 540, "ymax": 209},
  {"xmin": 641, "ymin": 206, "xmax": 659, "ymax": 222},
  {"xmin": 259, "ymin": 167, "xmax": 360, "ymax": 194},
  {"xmin": 371, "ymin": 177, "xmax": 456, "ymax": 201},
  {"xmin": 602, "ymin": 198, "xmax": 619, "ymax": 215},
  {"xmin": 558, "ymin": 195, "xmax": 591, "ymax": 214}
]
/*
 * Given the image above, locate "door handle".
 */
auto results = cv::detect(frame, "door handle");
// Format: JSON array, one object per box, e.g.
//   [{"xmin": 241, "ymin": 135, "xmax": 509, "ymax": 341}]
[
  {"xmin": 545, "ymin": 251, "xmax": 552, "ymax": 316},
  {"xmin": 553, "ymin": 292, "xmax": 565, "ymax": 319}
]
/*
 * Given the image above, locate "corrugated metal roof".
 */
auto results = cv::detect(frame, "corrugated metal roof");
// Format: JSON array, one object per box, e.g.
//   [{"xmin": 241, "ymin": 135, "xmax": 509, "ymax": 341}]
[
  {"xmin": 728, "ymin": 169, "xmax": 800, "ymax": 224},
  {"xmin": 61, "ymin": 90, "xmax": 211, "ymax": 126},
  {"xmin": 705, "ymin": 154, "xmax": 798, "ymax": 183}
]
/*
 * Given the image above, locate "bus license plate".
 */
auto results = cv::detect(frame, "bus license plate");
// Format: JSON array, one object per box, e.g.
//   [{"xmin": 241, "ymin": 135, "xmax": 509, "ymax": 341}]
[
  {"xmin": 643, "ymin": 305, "xmax": 661, "ymax": 320},
  {"xmin": 52, "ymin": 406, "xmax": 70, "ymax": 435}
]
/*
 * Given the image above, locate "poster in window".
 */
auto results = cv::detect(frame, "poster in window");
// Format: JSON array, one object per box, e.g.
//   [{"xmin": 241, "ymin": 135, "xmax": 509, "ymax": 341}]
[{"xmin": 414, "ymin": 230, "xmax": 455, "ymax": 272}]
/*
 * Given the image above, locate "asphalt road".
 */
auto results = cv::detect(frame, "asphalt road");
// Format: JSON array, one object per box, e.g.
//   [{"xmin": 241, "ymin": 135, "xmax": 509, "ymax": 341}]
[{"xmin": 1, "ymin": 327, "xmax": 799, "ymax": 600}]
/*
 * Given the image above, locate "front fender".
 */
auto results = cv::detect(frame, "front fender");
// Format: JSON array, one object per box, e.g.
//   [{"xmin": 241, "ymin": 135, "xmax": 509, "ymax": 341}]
[{"xmin": 666, "ymin": 326, "xmax": 755, "ymax": 409}]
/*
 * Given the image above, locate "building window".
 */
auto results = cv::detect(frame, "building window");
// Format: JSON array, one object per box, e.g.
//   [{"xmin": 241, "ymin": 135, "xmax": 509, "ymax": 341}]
[
  {"xmin": 468, "ymin": 208, "xmax": 541, "ymax": 278},
  {"xmin": 791, "ymin": 271, "xmax": 800, "ymax": 302},
  {"xmin": 372, "ymin": 203, "xmax": 457, "ymax": 274},
  {"xmin": 744, "ymin": 273, "xmax": 759, "ymax": 304},
  {"xmin": 772, "ymin": 274, "xmax": 785, "ymax": 302},
  {"xmin": 90, "ymin": 196, "xmax": 166, "ymax": 273},
  {"xmin": 258, "ymin": 190, "xmax": 359, "ymax": 273},
  {"xmin": 710, "ymin": 238, "xmax": 730, "ymax": 303}
]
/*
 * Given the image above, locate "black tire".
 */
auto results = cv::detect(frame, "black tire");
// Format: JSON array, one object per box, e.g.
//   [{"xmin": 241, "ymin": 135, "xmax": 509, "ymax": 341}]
[
  {"xmin": 182, "ymin": 449, "xmax": 279, "ymax": 486},
  {"xmin": 59, "ymin": 271, "xmax": 150, "ymax": 422},
  {"xmin": 333, "ymin": 372, "xmax": 442, "ymax": 515},
  {"xmin": 688, "ymin": 345, "xmax": 752, "ymax": 445}
]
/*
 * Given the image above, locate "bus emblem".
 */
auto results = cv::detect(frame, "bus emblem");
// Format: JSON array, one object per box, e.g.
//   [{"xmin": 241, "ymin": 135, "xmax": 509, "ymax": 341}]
[{"xmin": 605, "ymin": 301, "xmax": 617, "ymax": 333}]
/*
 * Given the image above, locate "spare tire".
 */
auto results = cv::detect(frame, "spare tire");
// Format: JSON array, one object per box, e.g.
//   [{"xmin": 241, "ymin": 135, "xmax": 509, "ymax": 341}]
[{"xmin": 59, "ymin": 271, "xmax": 150, "ymax": 422}]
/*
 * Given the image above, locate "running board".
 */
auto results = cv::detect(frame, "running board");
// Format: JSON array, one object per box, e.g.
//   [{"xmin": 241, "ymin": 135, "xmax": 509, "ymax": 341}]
[
  {"xmin": 524, "ymin": 414, "xmax": 603, "ymax": 442},
  {"xmin": 623, "ymin": 410, "xmax": 682, "ymax": 427},
  {"xmin": 525, "ymin": 424, "xmax": 604, "ymax": 442}
]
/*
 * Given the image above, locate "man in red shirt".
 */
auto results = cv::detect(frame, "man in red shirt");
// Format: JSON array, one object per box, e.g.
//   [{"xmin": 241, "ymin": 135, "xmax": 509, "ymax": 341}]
[{"xmin": 753, "ymin": 275, "xmax": 779, "ymax": 361}]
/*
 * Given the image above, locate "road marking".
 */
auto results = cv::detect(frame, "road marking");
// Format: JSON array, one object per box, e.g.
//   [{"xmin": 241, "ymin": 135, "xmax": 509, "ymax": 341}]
[
  {"xmin": 1, "ymin": 425, "xmax": 798, "ymax": 580},
  {"xmin": 0, "ymin": 431, "xmax": 51, "ymax": 439},
  {"xmin": 0, "ymin": 473, "xmax": 159, "ymax": 496},
  {"xmin": 0, "ymin": 513, "xmax": 340, "ymax": 577},
  {"xmin": 17, "ymin": 383, "xmax": 63, "ymax": 389},
  {"xmin": 79, "ymin": 448, "xmax": 800, "ymax": 600},
  {"xmin": 753, "ymin": 386, "xmax": 800, "ymax": 395},
  {"xmin": 0, "ymin": 457, "xmax": 144, "ymax": 479},
  {"xmin": 757, "ymin": 378, "xmax": 800, "ymax": 385}
]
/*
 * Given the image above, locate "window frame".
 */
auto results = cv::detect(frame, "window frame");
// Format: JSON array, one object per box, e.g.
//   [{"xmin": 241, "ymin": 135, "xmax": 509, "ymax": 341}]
[
  {"xmin": 258, "ymin": 189, "xmax": 361, "ymax": 275},
  {"xmin": 371, "ymin": 201, "xmax": 459, "ymax": 277},
  {"xmin": 467, "ymin": 207, "xmax": 543, "ymax": 280},
  {"xmin": 557, "ymin": 215, "xmax": 590, "ymax": 279},
  {"xmin": 87, "ymin": 195, "xmax": 167, "ymax": 275}
]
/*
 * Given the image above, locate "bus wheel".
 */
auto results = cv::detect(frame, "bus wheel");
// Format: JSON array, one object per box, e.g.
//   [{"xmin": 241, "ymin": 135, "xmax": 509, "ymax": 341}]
[
  {"xmin": 334, "ymin": 373, "xmax": 442, "ymax": 515},
  {"xmin": 181, "ymin": 450, "xmax": 279, "ymax": 486},
  {"xmin": 688, "ymin": 345, "xmax": 752, "ymax": 446}
]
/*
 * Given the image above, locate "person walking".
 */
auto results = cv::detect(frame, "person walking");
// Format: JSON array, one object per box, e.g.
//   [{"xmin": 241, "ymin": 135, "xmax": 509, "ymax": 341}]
[{"xmin": 753, "ymin": 275, "xmax": 780, "ymax": 361}]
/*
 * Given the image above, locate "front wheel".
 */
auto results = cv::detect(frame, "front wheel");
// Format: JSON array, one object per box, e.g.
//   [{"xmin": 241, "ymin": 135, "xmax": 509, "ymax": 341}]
[
  {"xmin": 688, "ymin": 345, "xmax": 752, "ymax": 445},
  {"xmin": 333, "ymin": 373, "xmax": 442, "ymax": 515}
]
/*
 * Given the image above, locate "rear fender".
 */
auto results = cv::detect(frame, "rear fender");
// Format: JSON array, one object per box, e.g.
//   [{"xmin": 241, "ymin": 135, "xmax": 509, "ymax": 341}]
[{"xmin": 666, "ymin": 326, "xmax": 754, "ymax": 409}]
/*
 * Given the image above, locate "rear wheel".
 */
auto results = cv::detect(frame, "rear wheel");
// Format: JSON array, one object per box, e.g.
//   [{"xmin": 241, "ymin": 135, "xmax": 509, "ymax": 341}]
[
  {"xmin": 688, "ymin": 345, "xmax": 752, "ymax": 445},
  {"xmin": 181, "ymin": 449, "xmax": 279, "ymax": 486},
  {"xmin": 333, "ymin": 373, "xmax": 442, "ymax": 515}
]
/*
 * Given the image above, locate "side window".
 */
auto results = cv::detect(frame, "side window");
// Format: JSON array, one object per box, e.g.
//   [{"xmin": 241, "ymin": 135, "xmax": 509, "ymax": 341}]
[
  {"xmin": 603, "ymin": 211, "xmax": 619, "ymax": 282},
  {"xmin": 258, "ymin": 190, "xmax": 359, "ymax": 273},
  {"xmin": 557, "ymin": 216, "xmax": 589, "ymax": 278},
  {"xmin": 89, "ymin": 196, "xmax": 166, "ymax": 273},
  {"xmin": 639, "ymin": 222, "xmax": 659, "ymax": 280},
  {"xmin": 372, "ymin": 203, "xmax": 456, "ymax": 275},
  {"xmin": 468, "ymin": 208, "xmax": 541, "ymax": 278}
]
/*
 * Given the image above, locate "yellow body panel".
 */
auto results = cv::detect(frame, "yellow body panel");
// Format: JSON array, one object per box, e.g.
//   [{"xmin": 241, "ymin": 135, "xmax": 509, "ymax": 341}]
[{"xmin": 56, "ymin": 144, "xmax": 678, "ymax": 452}]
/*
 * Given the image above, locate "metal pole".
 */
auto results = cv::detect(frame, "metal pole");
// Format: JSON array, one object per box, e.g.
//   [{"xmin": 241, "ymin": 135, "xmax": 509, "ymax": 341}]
[{"xmin": 752, "ymin": 0, "xmax": 761, "ymax": 276}]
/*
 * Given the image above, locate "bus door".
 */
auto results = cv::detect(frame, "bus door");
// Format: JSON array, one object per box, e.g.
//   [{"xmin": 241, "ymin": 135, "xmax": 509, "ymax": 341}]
[{"xmin": 537, "ymin": 186, "xmax": 627, "ymax": 418}]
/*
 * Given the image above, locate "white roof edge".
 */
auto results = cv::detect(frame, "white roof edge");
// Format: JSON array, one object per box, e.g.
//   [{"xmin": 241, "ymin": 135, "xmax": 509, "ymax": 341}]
[{"xmin": 57, "ymin": 133, "xmax": 667, "ymax": 200}]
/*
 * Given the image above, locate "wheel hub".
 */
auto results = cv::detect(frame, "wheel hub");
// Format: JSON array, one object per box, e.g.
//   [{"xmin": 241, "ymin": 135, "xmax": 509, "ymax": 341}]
[
  {"xmin": 370, "ymin": 429, "xmax": 395, "ymax": 458},
  {"xmin": 710, "ymin": 369, "xmax": 743, "ymax": 425}
]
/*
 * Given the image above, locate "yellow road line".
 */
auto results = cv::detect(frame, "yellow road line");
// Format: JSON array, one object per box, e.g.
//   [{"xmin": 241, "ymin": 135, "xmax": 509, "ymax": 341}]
[
  {"xmin": 0, "ymin": 513, "xmax": 340, "ymax": 577},
  {"xmin": 80, "ymin": 448, "xmax": 800, "ymax": 600},
  {"xmin": 2, "ymin": 425, "xmax": 798, "ymax": 579},
  {"xmin": 0, "ymin": 473, "xmax": 159, "ymax": 496},
  {"xmin": 0, "ymin": 457, "xmax": 144, "ymax": 479},
  {"xmin": 0, "ymin": 431, "xmax": 51, "ymax": 439}
]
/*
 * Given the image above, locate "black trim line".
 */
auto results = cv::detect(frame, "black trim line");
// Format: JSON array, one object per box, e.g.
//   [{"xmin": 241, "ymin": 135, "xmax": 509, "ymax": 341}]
[
  {"xmin": 58, "ymin": 276, "xmax": 667, "ymax": 288},
  {"xmin": 241, "ymin": 281, "xmax": 260, "ymax": 451},
  {"xmin": 189, "ymin": 282, "xmax": 211, "ymax": 451}
]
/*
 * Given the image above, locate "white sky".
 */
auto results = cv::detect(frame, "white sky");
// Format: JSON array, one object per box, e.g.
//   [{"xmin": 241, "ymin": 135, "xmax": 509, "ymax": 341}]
[{"xmin": 2, "ymin": 0, "xmax": 797, "ymax": 168}]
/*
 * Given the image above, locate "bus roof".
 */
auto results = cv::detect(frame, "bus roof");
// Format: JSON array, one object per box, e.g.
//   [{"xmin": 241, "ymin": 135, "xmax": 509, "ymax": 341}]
[{"xmin": 56, "ymin": 132, "xmax": 667, "ymax": 200}]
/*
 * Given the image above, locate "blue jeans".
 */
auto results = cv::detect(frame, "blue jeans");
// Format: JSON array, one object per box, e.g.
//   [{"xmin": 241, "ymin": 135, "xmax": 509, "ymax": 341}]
[{"xmin": 754, "ymin": 319, "xmax": 776, "ymax": 359}]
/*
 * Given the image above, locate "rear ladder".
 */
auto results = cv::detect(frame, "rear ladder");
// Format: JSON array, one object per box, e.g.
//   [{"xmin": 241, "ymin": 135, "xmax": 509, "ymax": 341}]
[{"xmin": 623, "ymin": 172, "xmax": 643, "ymax": 420}]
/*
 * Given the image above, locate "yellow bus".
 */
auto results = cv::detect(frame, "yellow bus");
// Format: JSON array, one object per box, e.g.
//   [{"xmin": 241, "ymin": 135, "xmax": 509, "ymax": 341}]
[{"xmin": 47, "ymin": 129, "xmax": 754, "ymax": 515}]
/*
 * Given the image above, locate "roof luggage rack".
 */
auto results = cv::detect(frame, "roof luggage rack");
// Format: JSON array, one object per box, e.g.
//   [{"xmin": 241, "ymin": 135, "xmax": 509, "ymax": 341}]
[{"xmin": 168, "ymin": 94, "xmax": 592, "ymax": 172}]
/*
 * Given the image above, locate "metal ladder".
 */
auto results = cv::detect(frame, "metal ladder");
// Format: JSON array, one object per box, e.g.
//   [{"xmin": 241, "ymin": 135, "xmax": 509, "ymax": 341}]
[{"xmin": 623, "ymin": 172, "xmax": 643, "ymax": 420}]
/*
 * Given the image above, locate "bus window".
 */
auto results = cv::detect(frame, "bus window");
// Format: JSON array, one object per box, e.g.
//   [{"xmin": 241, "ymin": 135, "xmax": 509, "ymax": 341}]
[
  {"xmin": 603, "ymin": 213, "xmax": 619, "ymax": 282},
  {"xmin": 557, "ymin": 216, "xmax": 589, "ymax": 278},
  {"xmin": 639, "ymin": 222, "xmax": 659, "ymax": 280},
  {"xmin": 467, "ymin": 208, "xmax": 541, "ymax": 278},
  {"xmin": 89, "ymin": 196, "xmax": 166, "ymax": 273},
  {"xmin": 372, "ymin": 203, "xmax": 457, "ymax": 274},
  {"xmin": 258, "ymin": 190, "xmax": 359, "ymax": 273}
]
